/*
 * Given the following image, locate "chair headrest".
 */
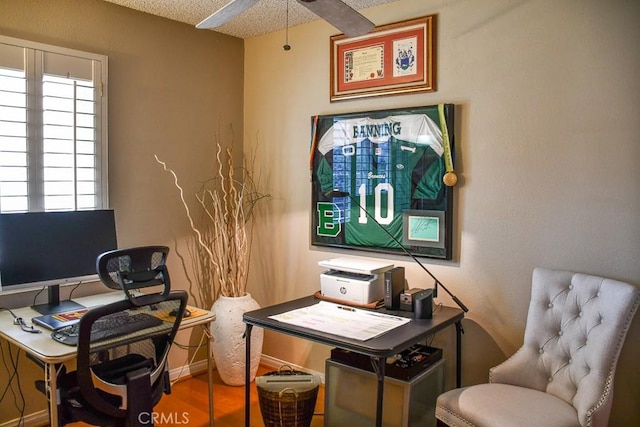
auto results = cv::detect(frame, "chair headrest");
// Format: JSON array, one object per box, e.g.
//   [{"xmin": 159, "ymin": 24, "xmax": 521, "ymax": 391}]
[{"xmin": 96, "ymin": 246, "xmax": 171, "ymax": 303}]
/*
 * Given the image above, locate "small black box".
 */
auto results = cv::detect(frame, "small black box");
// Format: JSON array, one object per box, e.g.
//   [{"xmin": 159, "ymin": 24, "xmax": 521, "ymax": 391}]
[
  {"xmin": 330, "ymin": 345, "xmax": 443, "ymax": 381},
  {"xmin": 399, "ymin": 288, "xmax": 422, "ymax": 312},
  {"xmin": 384, "ymin": 267, "xmax": 405, "ymax": 309}
]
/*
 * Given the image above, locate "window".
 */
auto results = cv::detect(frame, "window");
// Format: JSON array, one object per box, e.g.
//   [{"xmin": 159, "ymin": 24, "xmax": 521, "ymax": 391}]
[{"xmin": 0, "ymin": 36, "xmax": 108, "ymax": 213}]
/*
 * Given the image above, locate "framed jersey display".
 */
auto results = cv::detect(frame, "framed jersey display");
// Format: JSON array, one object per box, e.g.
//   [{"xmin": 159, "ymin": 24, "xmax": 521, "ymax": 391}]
[{"xmin": 310, "ymin": 104, "xmax": 455, "ymax": 259}]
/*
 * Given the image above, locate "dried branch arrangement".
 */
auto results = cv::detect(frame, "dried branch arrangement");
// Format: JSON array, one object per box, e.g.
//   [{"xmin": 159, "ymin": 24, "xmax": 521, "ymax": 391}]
[{"xmin": 155, "ymin": 143, "xmax": 269, "ymax": 305}]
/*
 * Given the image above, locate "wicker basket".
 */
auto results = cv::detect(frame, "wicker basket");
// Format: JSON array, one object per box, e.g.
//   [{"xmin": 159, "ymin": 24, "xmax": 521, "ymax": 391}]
[{"xmin": 256, "ymin": 365, "xmax": 320, "ymax": 427}]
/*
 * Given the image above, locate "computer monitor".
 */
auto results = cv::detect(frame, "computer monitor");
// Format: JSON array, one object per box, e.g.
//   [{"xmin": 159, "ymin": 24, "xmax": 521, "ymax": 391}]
[{"xmin": 0, "ymin": 210, "xmax": 118, "ymax": 314}]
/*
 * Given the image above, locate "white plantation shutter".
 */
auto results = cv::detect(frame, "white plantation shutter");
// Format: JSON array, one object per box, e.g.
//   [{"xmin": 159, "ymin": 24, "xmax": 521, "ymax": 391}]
[
  {"xmin": 0, "ymin": 36, "xmax": 108, "ymax": 213},
  {"xmin": 0, "ymin": 42, "xmax": 28, "ymax": 212}
]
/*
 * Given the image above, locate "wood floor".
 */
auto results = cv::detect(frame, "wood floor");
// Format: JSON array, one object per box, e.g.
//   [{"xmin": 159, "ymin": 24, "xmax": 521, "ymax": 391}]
[{"xmin": 71, "ymin": 365, "xmax": 325, "ymax": 427}]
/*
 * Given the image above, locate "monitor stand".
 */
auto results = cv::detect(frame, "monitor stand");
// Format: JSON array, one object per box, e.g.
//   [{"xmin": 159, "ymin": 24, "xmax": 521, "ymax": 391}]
[{"xmin": 31, "ymin": 285, "xmax": 85, "ymax": 315}]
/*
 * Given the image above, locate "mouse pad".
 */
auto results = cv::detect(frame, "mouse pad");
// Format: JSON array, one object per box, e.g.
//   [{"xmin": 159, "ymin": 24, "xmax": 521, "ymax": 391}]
[{"xmin": 154, "ymin": 305, "xmax": 208, "ymax": 321}]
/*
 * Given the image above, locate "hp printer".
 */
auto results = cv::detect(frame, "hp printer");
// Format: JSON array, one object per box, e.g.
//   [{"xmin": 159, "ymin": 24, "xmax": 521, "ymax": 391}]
[{"xmin": 318, "ymin": 257, "xmax": 393, "ymax": 304}]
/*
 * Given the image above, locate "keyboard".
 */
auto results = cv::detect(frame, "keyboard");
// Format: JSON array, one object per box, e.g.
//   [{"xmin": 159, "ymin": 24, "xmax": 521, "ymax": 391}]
[{"xmin": 52, "ymin": 312, "xmax": 164, "ymax": 346}]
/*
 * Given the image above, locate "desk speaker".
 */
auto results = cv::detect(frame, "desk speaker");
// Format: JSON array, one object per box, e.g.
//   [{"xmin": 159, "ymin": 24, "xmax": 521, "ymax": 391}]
[
  {"xmin": 413, "ymin": 289, "xmax": 433, "ymax": 319},
  {"xmin": 400, "ymin": 288, "xmax": 433, "ymax": 319}
]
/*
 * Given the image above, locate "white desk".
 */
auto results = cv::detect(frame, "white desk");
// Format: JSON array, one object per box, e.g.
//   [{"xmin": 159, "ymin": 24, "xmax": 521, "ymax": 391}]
[{"xmin": 0, "ymin": 292, "xmax": 216, "ymax": 427}]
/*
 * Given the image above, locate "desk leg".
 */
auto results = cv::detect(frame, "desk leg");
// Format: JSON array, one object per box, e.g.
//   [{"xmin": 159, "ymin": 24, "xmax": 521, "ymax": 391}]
[
  {"xmin": 455, "ymin": 320, "xmax": 463, "ymax": 388},
  {"xmin": 206, "ymin": 326, "xmax": 215, "ymax": 427},
  {"xmin": 372, "ymin": 356, "xmax": 385, "ymax": 427},
  {"xmin": 244, "ymin": 324, "xmax": 253, "ymax": 427},
  {"xmin": 45, "ymin": 362, "xmax": 59, "ymax": 427}
]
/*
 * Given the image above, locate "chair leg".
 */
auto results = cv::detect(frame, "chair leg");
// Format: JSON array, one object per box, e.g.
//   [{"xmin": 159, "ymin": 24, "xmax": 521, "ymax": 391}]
[{"xmin": 126, "ymin": 368, "xmax": 153, "ymax": 427}]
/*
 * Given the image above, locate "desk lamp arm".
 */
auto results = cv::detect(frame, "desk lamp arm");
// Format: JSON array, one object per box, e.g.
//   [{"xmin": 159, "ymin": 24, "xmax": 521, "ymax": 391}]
[{"xmin": 324, "ymin": 190, "xmax": 469, "ymax": 313}]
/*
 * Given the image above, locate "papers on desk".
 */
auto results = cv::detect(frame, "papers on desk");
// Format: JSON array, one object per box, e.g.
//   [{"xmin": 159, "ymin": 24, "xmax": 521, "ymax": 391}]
[{"xmin": 269, "ymin": 301, "xmax": 410, "ymax": 341}]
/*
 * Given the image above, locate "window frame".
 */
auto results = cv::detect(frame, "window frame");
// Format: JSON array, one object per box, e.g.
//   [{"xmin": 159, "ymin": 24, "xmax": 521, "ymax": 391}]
[{"xmin": 0, "ymin": 35, "xmax": 109, "ymax": 213}]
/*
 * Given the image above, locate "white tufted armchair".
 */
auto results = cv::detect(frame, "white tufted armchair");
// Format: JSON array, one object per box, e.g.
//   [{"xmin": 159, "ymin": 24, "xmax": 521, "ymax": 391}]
[{"xmin": 435, "ymin": 267, "xmax": 639, "ymax": 427}]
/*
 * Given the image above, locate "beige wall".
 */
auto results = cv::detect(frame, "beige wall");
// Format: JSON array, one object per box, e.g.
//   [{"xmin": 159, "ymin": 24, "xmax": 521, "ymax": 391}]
[
  {"xmin": 0, "ymin": 0, "xmax": 638, "ymax": 425},
  {"xmin": 0, "ymin": 0, "xmax": 243, "ymax": 423},
  {"xmin": 244, "ymin": 0, "xmax": 639, "ymax": 425}
]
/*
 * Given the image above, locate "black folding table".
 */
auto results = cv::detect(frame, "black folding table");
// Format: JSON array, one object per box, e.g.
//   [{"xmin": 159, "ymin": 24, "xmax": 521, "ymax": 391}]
[{"xmin": 243, "ymin": 295, "xmax": 464, "ymax": 427}]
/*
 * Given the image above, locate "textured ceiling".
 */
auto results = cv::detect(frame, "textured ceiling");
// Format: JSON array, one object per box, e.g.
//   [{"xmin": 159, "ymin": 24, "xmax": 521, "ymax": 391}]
[{"xmin": 101, "ymin": 0, "xmax": 398, "ymax": 39}]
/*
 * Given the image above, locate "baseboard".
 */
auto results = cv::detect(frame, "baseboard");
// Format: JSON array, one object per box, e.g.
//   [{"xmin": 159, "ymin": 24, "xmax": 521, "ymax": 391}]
[
  {"xmin": 168, "ymin": 352, "xmax": 325, "ymax": 383},
  {"xmin": 168, "ymin": 353, "xmax": 326, "ymax": 384},
  {"xmin": 0, "ymin": 410, "xmax": 49, "ymax": 427},
  {"xmin": 259, "ymin": 354, "xmax": 326, "ymax": 384},
  {"xmin": 169, "ymin": 357, "xmax": 210, "ymax": 381},
  {"xmin": 5, "ymin": 354, "xmax": 322, "ymax": 426}
]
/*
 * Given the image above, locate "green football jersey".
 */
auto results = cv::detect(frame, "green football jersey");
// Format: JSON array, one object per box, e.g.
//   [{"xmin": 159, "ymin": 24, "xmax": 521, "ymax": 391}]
[{"xmin": 316, "ymin": 114, "xmax": 445, "ymax": 248}]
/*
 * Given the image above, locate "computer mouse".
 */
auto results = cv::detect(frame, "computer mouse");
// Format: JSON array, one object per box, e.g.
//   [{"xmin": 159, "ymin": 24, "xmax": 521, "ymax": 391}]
[{"xmin": 169, "ymin": 308, "xmax": 191, "ymax": 318}]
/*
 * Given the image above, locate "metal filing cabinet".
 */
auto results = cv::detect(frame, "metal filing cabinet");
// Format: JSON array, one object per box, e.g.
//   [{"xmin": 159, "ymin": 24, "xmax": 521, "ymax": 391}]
[{"xmin": 324, "ymin": 358, "xmax": 445, "ymax": 427}]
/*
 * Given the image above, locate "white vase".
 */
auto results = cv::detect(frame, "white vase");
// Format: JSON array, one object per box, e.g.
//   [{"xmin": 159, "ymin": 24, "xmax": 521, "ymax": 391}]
[{"xmin": 210, "ymin": 293, "xmax": 264, "ymax": 386}]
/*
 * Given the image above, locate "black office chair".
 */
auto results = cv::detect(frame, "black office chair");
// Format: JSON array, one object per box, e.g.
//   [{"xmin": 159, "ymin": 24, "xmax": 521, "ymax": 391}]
[{"xmin": 53, "ymin": 246, "xmax": 188, "ymax": 427}]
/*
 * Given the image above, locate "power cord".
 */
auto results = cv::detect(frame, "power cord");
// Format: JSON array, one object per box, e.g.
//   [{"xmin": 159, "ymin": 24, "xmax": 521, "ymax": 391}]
[
  {"xmin": 32, "ymin": 281, "xmax": 83, "ymax": 306},
  {"xmin": 31, "ymin": 286, "xmax": 46, "ymax": 307},
  {"xmin": 0, "ymin": 341, "xmax": 26, "ymax": 426},
  {"xmin": 425, "ymin": 303, "xmax": 444, "ymax": 347},
  {"xmin": 0, "ymin": 307, "xmax": 42, "ymax": 334},
  {"xmin": 67, "ymin": 281, "xmax": 83, "ymax": 301},
  {"xmin": 170, "ymin": 326, "xmax": 209, "ymax": 386}
]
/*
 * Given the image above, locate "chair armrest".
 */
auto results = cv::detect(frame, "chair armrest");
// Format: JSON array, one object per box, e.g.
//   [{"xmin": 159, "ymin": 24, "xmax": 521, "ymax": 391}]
[{"xmin": 489, "ymin": 346, "xmax": 550, "ymax": 392}]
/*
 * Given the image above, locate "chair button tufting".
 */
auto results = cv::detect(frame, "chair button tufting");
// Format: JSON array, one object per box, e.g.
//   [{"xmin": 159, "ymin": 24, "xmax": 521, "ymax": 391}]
[
  {"xmin": 548, "ymin": 303, "xmax": 553, "ymax": 308},
  {"xmin": 578, "ymin": 311, "xmax": 582, "ymax": 317},
  {"xmin": 569, "ymin": 285, "xmax": 573, "ymax": 290},
  {"xmin": 539, "ymin": 348, "xmax": 544, "ymax": 354},
  {"xmin": 597, "ymin": 292, "xmax": 601, "ymax": 297},
  {"xmin": 548, "ymin": 377, "xmax": 553, "ymax": 382},
  {"xmin": 569, "ymin": 358, "xmax": 572, "ymax": 364},
  {"xmin": 558, "ymin": 330, "xmax": 563, "ymax": 336}
]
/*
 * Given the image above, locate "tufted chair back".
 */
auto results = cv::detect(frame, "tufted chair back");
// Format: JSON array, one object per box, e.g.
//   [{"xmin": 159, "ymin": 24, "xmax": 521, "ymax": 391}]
[{"xmin": 436, "ymin": 268, "xmax": 639, "ymax": 427}]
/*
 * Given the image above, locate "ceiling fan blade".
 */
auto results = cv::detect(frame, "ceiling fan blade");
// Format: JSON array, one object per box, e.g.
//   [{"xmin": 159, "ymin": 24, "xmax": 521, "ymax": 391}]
[
  {"xmin": 298, "ymin": 0, "xmax": 375, "ymax": 37},
  {"xmin": 196, "ymin": 0, "xmax": 260, "ymax": 29}
]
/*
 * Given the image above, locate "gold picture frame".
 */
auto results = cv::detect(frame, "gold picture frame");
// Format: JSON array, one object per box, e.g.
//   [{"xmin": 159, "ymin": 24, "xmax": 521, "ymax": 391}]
[{"xmin": 330, "ymin": 15, "xmax": 436, "ymax": 102}]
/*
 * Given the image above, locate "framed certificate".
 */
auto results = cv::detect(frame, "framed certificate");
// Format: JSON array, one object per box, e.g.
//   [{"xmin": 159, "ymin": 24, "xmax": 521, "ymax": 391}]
[{"xmin": 330, "ymin": 15, "xmax": 436, "ymax": 102}]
